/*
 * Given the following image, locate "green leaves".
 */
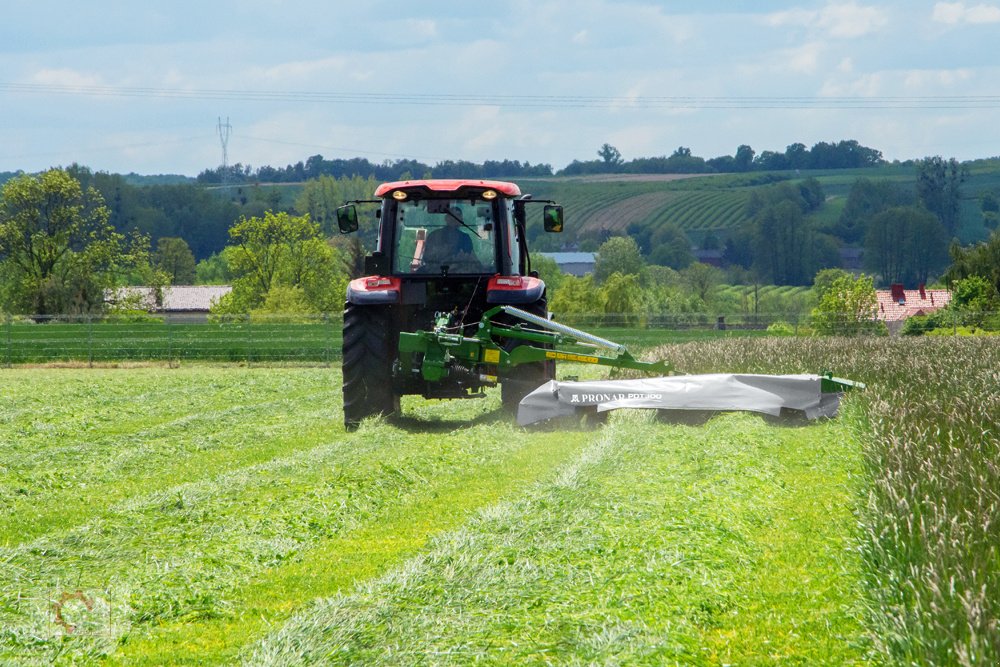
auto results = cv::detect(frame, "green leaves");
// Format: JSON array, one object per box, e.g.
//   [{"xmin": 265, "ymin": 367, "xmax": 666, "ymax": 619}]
[
  {"xmin": 0, "ymin": 169, "xmax": 145, "ymax": 315},
  {"xmin": 212, "ymin": 211, "xmax": 347, "ymax": 316}
]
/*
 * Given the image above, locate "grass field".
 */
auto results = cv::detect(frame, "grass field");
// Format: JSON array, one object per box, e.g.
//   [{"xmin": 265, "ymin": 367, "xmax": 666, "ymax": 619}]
[
  {"xmin": 0, "ymin": 319, "xmax": 766, "ymax": 366},
  {"xmin": 2, "ymin": 336, "xmax": 997, "ymax": 665}
]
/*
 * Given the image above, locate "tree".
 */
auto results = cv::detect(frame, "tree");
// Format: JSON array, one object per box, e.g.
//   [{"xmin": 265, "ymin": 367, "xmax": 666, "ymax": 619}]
[
  {"xmin": 597, "ymin": 144, "xmax": 624, "ymax": 168},
  {"xmin": 647, "ymin": 224, "xmax": 694, "ymax": 269},
  {"xmin": 0, "ymin": 168, "xmax": 144, "ymax": 316},
  {"xmin": 211, "ymin": 211, "xmax": 346, "ymax": 315},
  {"xmin": 295, "ymin": 174, "xmax": 379, "ymax": 239},
  {"xmin": 735, "ymin": 144, "xmax": 755, "ymax": 172},
  {"xmin": 836, "ymin": 178, "xmax": 913, "ymax": 244},
  {"xmin": 943, "ymin": 228, "xmax": 1000, "ymax": 293},
  {"xmin": 680, "ymin": 262, "xmax": 723, "ymax": 306},
  {"xmin": 811, "ymin": 273, "xmax": 880, "ymax": 335},
  {"xmin": 154, "ymin": 237, "xmax": 196, "ymax": 284},
  {"xmin": 600, "ymin": 272, "xmax": 643, "ymax": 321},
  {"xmin": 549, "ymin": 274, "xmax": 604, "ymax": 315},
  {"xmin": 863, "ymin": 206, "xmax": 949, "ymax": 286},
  {"xmin": 812, "ymin": 268, "xmax": 852, "ymax": 301},
  {"xmin": 195, "ymin": 252, "xmax": 231, "ymax": 285},
  {"xmin": 594, "ymin": 236, "xmax": 644, "ymax": 283},
  {"xmin": 948, "ymin": 275, "xmax": 1000, "ymax": 327},
  {"xmin": 916, "ymin": 156, "xmax": 967, "ymax": 235},
  {"xmin": 752, "ymin": 200, "xmax": 809, "ymax": 284}
]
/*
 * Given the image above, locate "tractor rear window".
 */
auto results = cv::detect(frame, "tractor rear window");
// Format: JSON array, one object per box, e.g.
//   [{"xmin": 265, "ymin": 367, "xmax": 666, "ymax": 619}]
[{"xmin": 394, "ymin": 198, "xmax": 497, "ymax": 274}]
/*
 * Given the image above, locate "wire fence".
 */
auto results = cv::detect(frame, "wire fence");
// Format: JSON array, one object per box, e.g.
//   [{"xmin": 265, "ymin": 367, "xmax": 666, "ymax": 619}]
[{"xmin": 1, "ymin": 311, "xmax": 996, "ymax": 366}]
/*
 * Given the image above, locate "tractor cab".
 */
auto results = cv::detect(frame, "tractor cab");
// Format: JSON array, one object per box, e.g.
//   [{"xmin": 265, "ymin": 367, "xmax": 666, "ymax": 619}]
[{"xmin": 337, "ymin": 179, "xmax": 562, "ymax": 308}]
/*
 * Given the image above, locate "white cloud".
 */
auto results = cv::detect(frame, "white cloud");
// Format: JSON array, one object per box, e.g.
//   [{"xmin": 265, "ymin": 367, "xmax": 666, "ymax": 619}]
[
  {"xmin": 782, "ymin": 42, "xmax": 823, "ymax": 74},
  {"xmin": 252, "ymin": 56, "xmax": 350, "ymax": 83},
  {"xmin": 932, "ymin": 2, "xmax": 1000, "ymax": 24},
  {"xmin": 766, "ymin": 2, "xmax": 888, "ymax": 38},
  {"xmin": 903, "ymin": 68, "xmax": 973, "ymax": 89},
  {"xmin": 819, "ymin": 72, "xmax": 886, "ymax": 96},
  {"xmin": 406, "ymin": 19, "xmax": 439, "ymax": 40},
  {"xmin": 572, "ymin": 29, "xmax": 589, "ymax": 45},
  {"xmin": 30, "ymin": 68, "xmax": 103, "ymax": 88}
]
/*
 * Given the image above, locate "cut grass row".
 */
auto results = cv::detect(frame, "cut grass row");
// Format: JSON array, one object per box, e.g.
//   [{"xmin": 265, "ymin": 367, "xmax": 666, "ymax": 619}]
[
  {"xmin": 0, "ymin": 364, "xmax": 870, "ymax": 664},
  {"xmin": 0, "ymin": 368, "xmax": 586, "ymax": 665},
  {"xmin": 247, "ymin": 410, "xmax": 868, "ymax": 666}
]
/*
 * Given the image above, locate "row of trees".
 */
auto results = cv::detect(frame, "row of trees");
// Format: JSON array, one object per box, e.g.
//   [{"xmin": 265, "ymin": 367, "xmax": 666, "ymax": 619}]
[
  {"xmin": 563, "ymin": 140, "xmax": 884, "ymax": 176},
  {"xmin": 197, "ymin": 156, "xmax": 554, "ymax": 185},
  {"xmin": 195, "ymin": 139, "xmax": 886, "ymax": 186}
]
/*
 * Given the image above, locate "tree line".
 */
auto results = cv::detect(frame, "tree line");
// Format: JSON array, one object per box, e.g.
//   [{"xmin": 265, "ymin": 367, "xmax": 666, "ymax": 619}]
[
  {"xmin": 3, "ymin": 155, "xmax": 998, "ymax": 319},
  {"xmin": 194, "ymin": 138, "xmax": 886, "ymax": 185},
  {"xmin": 562, "ymin": 139, "xmax": 884, "ymax": 176}
]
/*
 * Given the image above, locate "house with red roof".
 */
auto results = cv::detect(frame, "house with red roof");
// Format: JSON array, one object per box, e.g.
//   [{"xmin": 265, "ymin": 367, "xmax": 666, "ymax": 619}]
[{"xmin": 876, "ymin": 284, "xmax": 951, "ymax": 334}]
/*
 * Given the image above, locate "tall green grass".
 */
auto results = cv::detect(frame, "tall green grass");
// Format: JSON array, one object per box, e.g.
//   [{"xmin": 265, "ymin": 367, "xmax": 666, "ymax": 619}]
[{"xmin": 656, "ymin": 336, "xmax": 1000, "ymax": 664}]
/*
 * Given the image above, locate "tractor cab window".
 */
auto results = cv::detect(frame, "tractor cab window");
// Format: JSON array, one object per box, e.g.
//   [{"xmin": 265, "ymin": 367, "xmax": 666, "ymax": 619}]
[{"xmin": 394, "ymin": 198, "xmax": 497, "ymax": 274}]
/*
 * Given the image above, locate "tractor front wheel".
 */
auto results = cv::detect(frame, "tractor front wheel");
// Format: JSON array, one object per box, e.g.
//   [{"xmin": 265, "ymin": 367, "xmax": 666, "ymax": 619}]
[{"xmin": 342, "ymin": 303, "xmax": 399, "ymax": 429}]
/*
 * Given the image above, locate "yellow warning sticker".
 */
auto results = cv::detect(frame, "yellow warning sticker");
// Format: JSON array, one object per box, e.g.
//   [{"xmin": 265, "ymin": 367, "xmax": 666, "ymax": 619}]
[
  {"xmin": 545, "ymin": 351, "xmax": 599, "ymax": 364},
  {"xmin": 483, "ymin": 348, "xmax": 501, "ymax": 364}
]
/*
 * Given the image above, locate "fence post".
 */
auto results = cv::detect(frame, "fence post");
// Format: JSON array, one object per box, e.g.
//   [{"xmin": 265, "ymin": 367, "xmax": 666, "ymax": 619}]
[
  {"xmin": 5, "ymin": 314, "xmax": 10, "ymax": 368},
  {"xmin": 246, "ymin": 314, "xmax": 252, "ymax": 367},
  {"xmin": 324, "ymin": 312, "xmax": 332, "ymax": 367},
  {"xmin": 166, "ymin": 315, "xmax": 174, "ymax": 366},
  {"xmin": 87, "ymin": 314, "xmax": 94, "ymax": 368}
]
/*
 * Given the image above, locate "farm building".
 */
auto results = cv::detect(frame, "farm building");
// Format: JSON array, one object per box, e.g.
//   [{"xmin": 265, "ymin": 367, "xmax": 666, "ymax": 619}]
[
  {"xmin": 875, "ymin": 283, "xmax": 951, "ymax": 334},
  {"xmin": 105, "ymin": 285, "xmax": 232, "ymax": 322},
  {"xmin": 692, "ymin": 249, "xmax": 724, "ymax": 267},
  {"xmin": 538, "ymin": 252, "xmax": 597, "ymax": 277}
]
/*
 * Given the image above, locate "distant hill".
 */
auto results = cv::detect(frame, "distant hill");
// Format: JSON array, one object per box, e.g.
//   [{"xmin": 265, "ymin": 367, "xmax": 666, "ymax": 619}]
[{"xmin": 516, "ymin": 162, "xmax": 1000, "ymax": 250}]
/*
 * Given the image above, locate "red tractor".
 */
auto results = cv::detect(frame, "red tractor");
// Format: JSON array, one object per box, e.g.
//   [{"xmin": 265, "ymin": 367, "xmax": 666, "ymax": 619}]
[{"xmin": 336, "ymin": 179, "xmax": 565, "ymax": 428}]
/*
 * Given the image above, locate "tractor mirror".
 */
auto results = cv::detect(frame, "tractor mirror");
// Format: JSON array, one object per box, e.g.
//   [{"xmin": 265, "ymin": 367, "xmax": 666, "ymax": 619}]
[
  {"xmin": 543, "ymin": 205, "xmax": 564, "ymax": 233},
  {"xmin": 336, "ymin": 204, "xmax": 359, "ymax": 234}
]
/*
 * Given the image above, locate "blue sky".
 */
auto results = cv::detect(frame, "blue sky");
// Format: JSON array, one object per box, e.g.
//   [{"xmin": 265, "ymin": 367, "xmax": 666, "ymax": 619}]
[{"xmin": 2, "ymin": 1, "xmax": 999, "ymax": 175}]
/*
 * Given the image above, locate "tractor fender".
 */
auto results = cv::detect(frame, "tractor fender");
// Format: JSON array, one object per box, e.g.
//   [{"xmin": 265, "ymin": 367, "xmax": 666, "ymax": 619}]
[
  {"xmin": 346, "ymin": 276, "xmax": 401, "ymax": 305},
  {"xmin": 486, "ymin": 275, "xmax": 546, "ymax": 304}
]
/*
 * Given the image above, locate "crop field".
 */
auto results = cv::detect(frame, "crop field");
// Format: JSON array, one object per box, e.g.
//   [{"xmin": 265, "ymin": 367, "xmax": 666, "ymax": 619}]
[
  {"xmin": 520, "ymin": 178, "xmax": 753, "ymax": 239},
  {"xmin": 1, "ymin": 336, "xmax": 997, "ymax": 665}
]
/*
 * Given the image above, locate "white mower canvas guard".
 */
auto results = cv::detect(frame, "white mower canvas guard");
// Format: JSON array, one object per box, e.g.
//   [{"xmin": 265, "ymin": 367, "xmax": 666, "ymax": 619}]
[{"xmin": 517, "ymin": 374, "xmax": 844, "ymax": 426}]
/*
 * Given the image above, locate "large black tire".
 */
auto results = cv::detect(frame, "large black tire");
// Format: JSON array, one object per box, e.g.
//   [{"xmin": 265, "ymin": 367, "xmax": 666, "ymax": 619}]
[
  {"xmin": 342, "ymin": 303, "xmax": 399, "ymax": 429},
  {"xmin": 500, "ymin": 296, "xmax": 556, "ymax": 412}
]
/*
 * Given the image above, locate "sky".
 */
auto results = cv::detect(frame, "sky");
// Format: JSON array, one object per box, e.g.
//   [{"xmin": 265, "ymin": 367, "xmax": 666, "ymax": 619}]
[{"xmin": 2, "ymin": 0, "xmax": 1000, "ymax": 176}]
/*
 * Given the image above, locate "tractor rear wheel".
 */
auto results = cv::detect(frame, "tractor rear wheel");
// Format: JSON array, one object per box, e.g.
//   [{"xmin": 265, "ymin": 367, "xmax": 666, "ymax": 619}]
[
  {"xmin": 342, "ymin": 303, "xmax": 399, "ymax": 429},
  {"xmin": 500, "ymin": 297, "xmax": 555, "ymax": 412}
]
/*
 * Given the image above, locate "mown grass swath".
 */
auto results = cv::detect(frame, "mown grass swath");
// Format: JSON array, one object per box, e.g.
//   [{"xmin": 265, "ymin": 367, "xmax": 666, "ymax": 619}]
[
  {"xmin": 1, "ymin": 338, "xmax": 996, "ymax": 664},
  {"xmin": 658, "ymin": 336, "xmax": 1000, "ymax": 665},
  {"xmin": 247, "ymin": 410, "xmax": 866, "ymax": 665}
]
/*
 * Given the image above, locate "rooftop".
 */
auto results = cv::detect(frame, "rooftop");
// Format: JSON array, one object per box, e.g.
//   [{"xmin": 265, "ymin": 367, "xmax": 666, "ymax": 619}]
[
  {"xmin": 107, "ymin": 285, "xmax": 232, "ymax": 312},
  {"xmin": 876, "ymin": 285, "xmax": 951, "ymax": 322}
]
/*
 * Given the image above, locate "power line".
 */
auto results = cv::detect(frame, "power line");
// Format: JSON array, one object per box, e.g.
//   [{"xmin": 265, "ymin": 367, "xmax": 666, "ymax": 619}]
[{"xmin": 4, "ymin": 81, "xmax": 1000, "ymax": 110}]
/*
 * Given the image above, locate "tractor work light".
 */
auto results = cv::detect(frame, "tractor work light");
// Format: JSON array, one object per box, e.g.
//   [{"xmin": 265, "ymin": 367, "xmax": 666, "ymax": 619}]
[
  {"xmin": 482, "ymin": 189, "xmax": 498, "ymax": 200},
  {"xmin": 392, "ymin": 190, "xmax": 408, "ymax": 201}
]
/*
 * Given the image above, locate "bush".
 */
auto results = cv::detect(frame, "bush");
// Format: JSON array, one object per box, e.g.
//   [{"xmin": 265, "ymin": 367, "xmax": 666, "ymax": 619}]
[{"xmin": 766, "ymin": 321, "xmax": 795, "ymax": 336}]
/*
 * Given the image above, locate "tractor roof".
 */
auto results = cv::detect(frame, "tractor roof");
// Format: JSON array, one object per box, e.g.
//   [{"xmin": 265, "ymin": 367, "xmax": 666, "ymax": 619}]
[{"xmin": 374, "ymin": 179, "xmax": 521, "ymax": 198}]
